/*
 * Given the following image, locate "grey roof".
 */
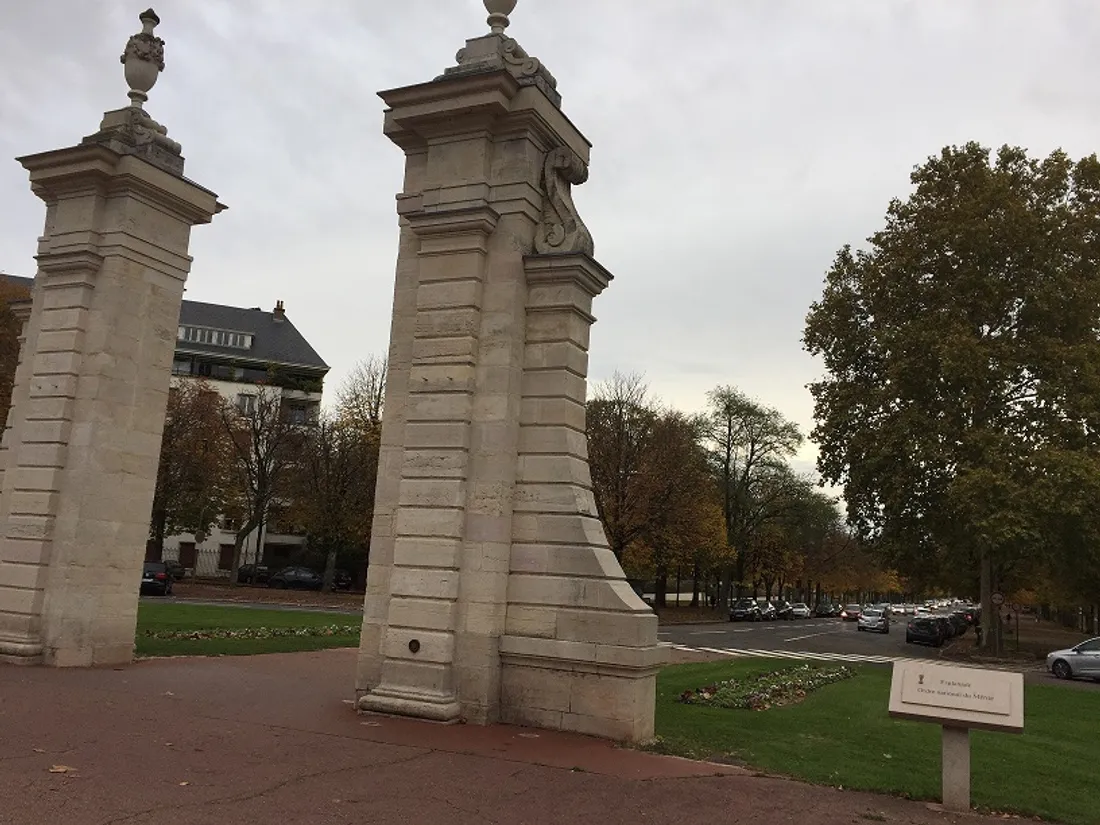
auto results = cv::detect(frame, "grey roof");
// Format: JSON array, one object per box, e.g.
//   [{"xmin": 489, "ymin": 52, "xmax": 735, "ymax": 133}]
[
  {"xmin": 1, "ymin": 275, "xmax": 328, "ymax": 372},
  {"xmin": 178, "ymin": 300, "xmax": 328, "ymax": 372}
]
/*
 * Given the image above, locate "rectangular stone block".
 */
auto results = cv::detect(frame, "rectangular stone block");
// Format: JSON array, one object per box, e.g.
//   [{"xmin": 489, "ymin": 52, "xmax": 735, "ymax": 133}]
[
  {"xmin": 14, "ymin": 443, "xmax": 67, "ymax": 468},
  {"xmin": 411, "ymin": 335, "xmax": 478, "ymax": 364},
  {"xmin": 406, "ymin": 391, "xmax": 473, "ymax": 423},
  {"xmin": 510, "ymin": 544, "xmax": 622, "ymax": 578},
  {"xmin": 402, "ymin": 449, "xmax": 469, "ymax": 479},
  {"xmin": 414, "ymin": 307, "xmax": 480, "ymax": 339},
  {"xmin": 398, "ymin": 478, "xmax": 467, "ymax": 509},
  {"xmin": 31, "ymin": 351, "xmax": 81, "ymax": 376},
  {"xmin": 515, "ymin": 455, "xmax": 592, "ymax": 487},
  {"xmin": 516, "ymin": 425, "xmax": 588, "ymax": 458},
  {"xmin": 408, "ymin": 364, "xmax": 477, "ymax": 393},
  {"xmin": 524, "ymin": 309, "xmax": 591, "ymax": 349},
  {"xmin": 416, "ymin": 279, "xmax": 482, "ymax": 311},
  {"xmin": 394, "ymin": 506, "xmax": 465, "ymax": 540},
  {"xmin": 387, "ymin": 596, "xmax": 457, "ymax": 632},
  {"xmin": 519, "ymin": 396, "xmax": 585, "ymax": 430},
  {"xmin": 393, "ymin": 536, "xmax": 462, "ymax": 569},
  {"xmin": 554, "ymin": 608, "xmax": 657, "ymax": 647},
  {"xmin": 523, "ymin": 340, "xmax": 589, "ymax": 374},
  {"xmin": 383, "ymin": 627, "xmax": 454, "ymax": 663},
  {"xmin": 19, "ymin": 420, "xmax": 71, "ymax": 444},
  {"xmin": 504, "ymin": 604, "xmax": 558, "ymax": 638},
  {"xmin": 8, "ymin": 490, "xmax": 60, "ymax": 517},
  {"xmin": 33, "ymin": 329, "xmax": 84, "ymax": 353},
  {"xmin": 390, "ymin": 567, "xmax": 460, "ymax": 600},
  {"xmin": 405, "ymin": 422, "xmax": 470, "ymax": 450},
  {"xmin": 521, "ymin": 369, "xmax": 587, "ymax": 401},
  {"xmin": 511, "ymin": 511, "xmax": 606, "ymax": 548},
  {"xmin": 0, "ymin": 561, "xmax": 48, "ymax": 590}
]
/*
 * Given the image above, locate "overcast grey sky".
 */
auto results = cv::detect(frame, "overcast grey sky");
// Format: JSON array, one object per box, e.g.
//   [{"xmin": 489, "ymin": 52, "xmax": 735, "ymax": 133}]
[{"xmin": 3, "ymin": 0, "xmax": 1100, "ymax": 481}]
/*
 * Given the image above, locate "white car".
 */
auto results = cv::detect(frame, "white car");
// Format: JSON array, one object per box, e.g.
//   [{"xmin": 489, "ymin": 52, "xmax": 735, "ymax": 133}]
[
  {"xmin": 1046, "ymin": 637, "xmax": 1100, "ymax": 680},
  {"xmin": 857, "ymin": 607, "xmax": 890, "ymax": 634},
  {"xmin": 790, "ymin": 602, "xmax": 811, "ymax": 619}
]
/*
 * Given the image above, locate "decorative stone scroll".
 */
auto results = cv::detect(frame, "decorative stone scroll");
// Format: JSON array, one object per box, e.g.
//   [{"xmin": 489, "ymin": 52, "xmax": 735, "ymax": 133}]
[{"xmin": 534, "ymin": 147, "xmax": 594, "ymax": 257}]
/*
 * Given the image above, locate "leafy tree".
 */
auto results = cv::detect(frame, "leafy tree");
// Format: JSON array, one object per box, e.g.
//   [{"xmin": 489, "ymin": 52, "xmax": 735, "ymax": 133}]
[
  {"xmin": 0, "ymin": 277, "xmax": 30, "ymax": 426},
  {"xmin": 221, "ymin": 385, "xmax": 302, "ymax": 584},
  {"xmin": 148, "ymin": 380, "xmax": 232, "ymax": 558},
  {"xmin": 804, "ymin": 143, "xmax": 1100, "ymax": 650},
  {"xmin": 291, "ymin": 413, "xmax": 378, "ymax": 589},
  {"xmin": 336, "ymin": 355, "xmax": 387, "ymax": 433},
  {"xmin": 704, "ymin": 386, "xmax": 804, "ymax": 607}
]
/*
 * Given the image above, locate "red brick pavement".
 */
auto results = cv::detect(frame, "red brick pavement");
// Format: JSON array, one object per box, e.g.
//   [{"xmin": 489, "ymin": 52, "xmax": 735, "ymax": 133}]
[{"xmin": 0, "ymin": 648, "xmax": 1006, "ymax": 825}]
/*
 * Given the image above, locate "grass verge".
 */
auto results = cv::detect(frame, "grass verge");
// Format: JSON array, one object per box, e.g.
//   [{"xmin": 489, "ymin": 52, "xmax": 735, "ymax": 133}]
[
  {"xmin": 653, "ymin": 659, "xmax": 1100, "ymax": 825},
  {"xmin": 135, "ymin": 602, "xmax": 359, "ymax": 657}
]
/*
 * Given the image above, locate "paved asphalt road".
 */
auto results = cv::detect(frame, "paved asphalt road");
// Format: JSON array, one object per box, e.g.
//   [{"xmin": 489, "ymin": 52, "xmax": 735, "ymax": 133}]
[{"xmin": 661, "ymin": 616, "xmax": 1100, "ymax": 691}]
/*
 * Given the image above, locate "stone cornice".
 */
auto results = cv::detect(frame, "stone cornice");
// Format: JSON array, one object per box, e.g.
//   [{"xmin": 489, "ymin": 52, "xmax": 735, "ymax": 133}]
[{"xmin": 523, "ymin": 254, "xmax": 614, "ymax": 297}]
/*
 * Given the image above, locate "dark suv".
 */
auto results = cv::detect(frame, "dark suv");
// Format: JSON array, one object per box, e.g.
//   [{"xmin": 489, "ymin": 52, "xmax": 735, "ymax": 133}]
[
  {"xmin": 237, "ymin": 564, "xmax": 270, "ymax": 585},
  {"xmin": 729, "ymin": 598, "xmax": 762, "ymax": 621},
  {"xmin": 140, "ymin": 562, "xmax": 173, "ymax": 596},
  {"xmin": 268, "ymin": 566, "xmax": 323, "ymax": 591}
]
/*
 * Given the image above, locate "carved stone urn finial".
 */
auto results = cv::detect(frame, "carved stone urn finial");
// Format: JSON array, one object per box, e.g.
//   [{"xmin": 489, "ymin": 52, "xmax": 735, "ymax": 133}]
[
  {"xmin": 120, "ymin": 8, "xmax": 165, "ymax": 109},
  {"xmin": 485, "ymin": 0, "xmax": 517, "ymax": 34}
]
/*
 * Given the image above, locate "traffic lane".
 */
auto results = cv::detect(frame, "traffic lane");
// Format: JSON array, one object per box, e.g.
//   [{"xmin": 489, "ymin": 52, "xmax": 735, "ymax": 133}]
[{"xmin": 660, "ymin": 617, "xmax": 944, "ymax": 660}]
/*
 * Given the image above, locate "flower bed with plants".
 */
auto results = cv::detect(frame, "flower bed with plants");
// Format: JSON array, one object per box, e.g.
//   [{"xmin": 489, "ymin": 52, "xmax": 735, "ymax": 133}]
[
  {"xmin": 678, "ymin": 663, "xmax": 855, "ymax": 710},
  {"xmin": 141, "ymin": 624, "xmax": 360, "ymax": 641}
]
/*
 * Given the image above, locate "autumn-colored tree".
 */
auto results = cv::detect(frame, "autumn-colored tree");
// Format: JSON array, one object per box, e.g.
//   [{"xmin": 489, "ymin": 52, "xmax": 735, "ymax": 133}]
[
  {"xmin": 148, "ymin": 380, "xmax": 232, "ymax": 558},
  {"xmin": 0, "ymin": 277, "xmax": 31, "ymax": 426},
  {"xmin": 704, "ymin": 386, "xmax": 804, "ymax": 607},
  {"xmin": 336, "ymin": 355, "xmax": 387, "ymax": 433},
  {"xmin": 221, "ymin": 385, "xmax": 303, "ymax": 583},
  {"xmin": 804, "ymin": 143, "xmax": 1100, "ymax": 650},
  {"xmin": 291, "ymin": 412, "xmax": 378, "ymax": 588}
]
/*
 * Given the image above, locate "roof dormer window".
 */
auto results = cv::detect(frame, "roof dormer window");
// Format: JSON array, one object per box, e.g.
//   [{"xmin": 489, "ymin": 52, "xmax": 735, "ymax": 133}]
[{"xmin": 177, "ymin": 325, "xmax": 253, "ymax": 350}]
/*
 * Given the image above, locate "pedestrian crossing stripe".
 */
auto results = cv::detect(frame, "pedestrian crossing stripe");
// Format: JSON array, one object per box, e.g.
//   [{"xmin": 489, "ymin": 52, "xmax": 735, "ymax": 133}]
[{"xmin": 666, "ymin": 644, "xmax": 919, "ymax": 665}]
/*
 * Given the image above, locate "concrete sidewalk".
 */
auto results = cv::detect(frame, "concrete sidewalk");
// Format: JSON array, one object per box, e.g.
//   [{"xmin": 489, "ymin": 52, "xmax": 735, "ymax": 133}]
[{"xmin": 1, "ymin": 649, "xmax": 1002, "ymax": 824}]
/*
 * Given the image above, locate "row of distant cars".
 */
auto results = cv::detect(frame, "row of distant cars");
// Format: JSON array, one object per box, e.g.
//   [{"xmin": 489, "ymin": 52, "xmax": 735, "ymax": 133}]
[
  {"xmin": 728, "ymin": 598, "xmax": 814, "ymax": 621},
  {"xmin": 834, "ymin": 601, "xmax": 978, "ymax": 646},
  {"xmin": 139, "ymin": 560, "xmax": 354, "ymax": 596}
]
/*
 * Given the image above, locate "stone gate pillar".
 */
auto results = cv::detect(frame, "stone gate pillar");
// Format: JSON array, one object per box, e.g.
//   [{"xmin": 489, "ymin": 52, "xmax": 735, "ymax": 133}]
[
  {"xmin": 357, "ymin": 1, "xmax": 664, "ymax": 741},
  {"xmin": 0, "ymin": 10, "xmax": 223, "ymax": 666}
]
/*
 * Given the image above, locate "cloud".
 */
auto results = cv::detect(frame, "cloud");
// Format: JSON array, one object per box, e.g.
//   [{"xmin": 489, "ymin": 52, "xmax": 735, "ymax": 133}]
[{"xmin": 3, "ymin": 0, "xmax": 1099, "ymax": 495}]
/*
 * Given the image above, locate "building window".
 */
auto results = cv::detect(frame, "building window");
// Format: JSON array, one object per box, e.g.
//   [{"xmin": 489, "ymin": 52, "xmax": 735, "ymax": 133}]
[
  {"xmin": 237, "ymin": 394, "xmax": 257, "ymax": 415},
  {"xmin": 178, "ymin": 542, "xmax": 197, "ymax": 569},
  {"xmin": 218, "ymin": 544, "xmax": 235, "ymax": 571},
  {"xmin": 172, "ymin": 356, "xmax": 193, "ymax": 376},
  {"xmin": 178, "ymin": 326, "xmax": 253, "ymax": 350}
]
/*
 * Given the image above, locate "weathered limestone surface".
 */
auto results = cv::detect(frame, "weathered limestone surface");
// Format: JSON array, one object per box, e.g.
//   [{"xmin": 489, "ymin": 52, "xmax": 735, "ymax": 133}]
[
  {"xmin": 357, "ymin": 5, "xmax": 664, "ymax": 742},
  {"xmin": 0, "ymin": 11, "xmax": 221, "ymax": 667}
]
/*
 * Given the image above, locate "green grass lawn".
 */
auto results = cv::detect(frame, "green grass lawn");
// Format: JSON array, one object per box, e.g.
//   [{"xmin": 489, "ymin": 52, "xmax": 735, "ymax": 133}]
[
  {"xmin": 135, "ymin": 602, "xmax": 360, "ymax": 657},
  {"xmin": 654, "ymin": 659, "xmax": 1100, "ymax": 825}
]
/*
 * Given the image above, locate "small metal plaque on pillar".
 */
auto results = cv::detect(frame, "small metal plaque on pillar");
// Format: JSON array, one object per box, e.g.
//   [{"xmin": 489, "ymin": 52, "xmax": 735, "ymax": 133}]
[{"xmin": 888, "ymin": 662, "xmax": 1024, "ymax": 813}]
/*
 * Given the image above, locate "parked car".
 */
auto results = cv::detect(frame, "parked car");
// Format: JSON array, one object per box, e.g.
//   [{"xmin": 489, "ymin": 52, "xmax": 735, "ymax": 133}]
[
  {"xmin": 268, "ymin": 566, "xmax": 323, "ymax": 591},
  {"xmin": 237, "ymin": 564, "xmax": 270, "ymax": 585},
  {"xmin": 839, "ymin": 603, "xmax": 862, "ymax": 621},
  {"xmin": 756, "ymin": 599, "xmax": 777, "ymax": 621},
  {"xmin": 771, "ymin": 600, "xmax": 794, "ymax": 620},
  {"xmin": 163, "ymin": 559, "xmax": 186, "ymax": 581},
  {"xmin": 857, "ymin": 607, "xmax": 890, "ymax": 634},
  {"xmin": 815, "ymin": 603, "xmax": 839, "ymax": 618},
  {"xmin": 729, "ymin": 598, "xmax": 762, "ymax": 622},
  {"xmin": 790, "ymin": 602, "xmax": 812, "ymax": 619},
  {"xmin": 906, "ymin": 616, "xmax": 945, "ymax": 647},
  {"xmin": 140, "ymin": 561, "xmax": 173, "ymax": 596},
  {"xmin": 1046, "ymin": 637, "xmax": 1100, "ymax": 680},
  {"xmin": 331, "ymin": 569, "xmax": 353, "ymax": 591},
  {"xmin": 929, "ymin": 614, "xmax": 956, "ymax": 639}
]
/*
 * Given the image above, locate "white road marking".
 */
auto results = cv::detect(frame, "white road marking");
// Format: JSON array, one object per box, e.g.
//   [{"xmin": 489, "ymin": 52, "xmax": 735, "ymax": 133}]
[
  {"xmin": 784, "ymin": 630, "xmax": 839, "ymax": 642},
  {"xmin": 689, "ymin": 630, "xmax": 732, "ymax": 636}
]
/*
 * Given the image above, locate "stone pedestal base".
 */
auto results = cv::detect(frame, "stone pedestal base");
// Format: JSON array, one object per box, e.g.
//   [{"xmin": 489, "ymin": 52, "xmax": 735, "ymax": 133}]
[
  {"xmin": 0, "ymin": 638, "xmax": 43, "ymax": 666},
  {"xmin": 499, "ymin": 636, "xmax": 662, "ymax": 741},
  {"xmin": 941, "ymin": 725, "xmax": 971, "ymax": 812},
  {"xmin": 357, "ymin": 687, "xmax": 462, "ymax": 723}
]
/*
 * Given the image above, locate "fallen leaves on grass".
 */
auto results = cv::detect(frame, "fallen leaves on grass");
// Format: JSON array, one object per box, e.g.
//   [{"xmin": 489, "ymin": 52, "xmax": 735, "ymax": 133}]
[
  {"xmin": 678, "ymin": 663, "xmax": 855, "ymax": 710},
  {"xmin": 48, "ymin": 765, "xmax": 75, "ymax": 774},
  {"xmin": 141, "ymin": 624, "xmax": 359, "ymax": 642}
]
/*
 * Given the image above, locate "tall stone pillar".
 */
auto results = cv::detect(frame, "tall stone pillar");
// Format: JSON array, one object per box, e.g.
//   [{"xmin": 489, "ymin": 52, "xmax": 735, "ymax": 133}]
[
  {"xmin": 357, "ymin": 1, "xmax": 665, "ymax": 741},
  {"xmin": 0, "ymin": 10, "xmax": 223, "ymax": 666}
]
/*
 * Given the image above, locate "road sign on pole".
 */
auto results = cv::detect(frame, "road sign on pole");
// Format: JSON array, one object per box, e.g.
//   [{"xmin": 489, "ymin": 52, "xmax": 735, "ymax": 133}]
[{"xmin": 991, "ymin": 592, "xmax": 1005, "ymax": 606}]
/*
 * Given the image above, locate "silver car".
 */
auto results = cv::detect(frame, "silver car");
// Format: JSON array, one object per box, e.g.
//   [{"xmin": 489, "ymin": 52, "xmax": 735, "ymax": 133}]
[
  {"xmin": 857, "ymin": 607, "xmax": 890, "ymax": 634},
  {"xmin": 1047, "ymin": 637, "xmax": 1100, "ymax": 680},
  {"xmin": 790, "ymin": 602, "xmax": 811, "ymax": 619}
]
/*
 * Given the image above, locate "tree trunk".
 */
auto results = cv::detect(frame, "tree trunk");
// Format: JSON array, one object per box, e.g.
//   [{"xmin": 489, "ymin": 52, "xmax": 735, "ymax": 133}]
[
  {"xmin": 322, "ymin": 542, "xmax": 337, "ymax": 590},
  {"xmin": 149, "ymin": 508, "xmax": 167, "ymax": 560},
  {"xmin": 690, "ymin": 562, "xmax": 700, "ymax": 608},
  {"xmin": 654, "ymin": 568, "xmax": 668, "ymax": 608},
  {"xmin": 675, "ymin": 565, "xmax": 682, "ymax": 608},
  {"xmin": 979, "ymin": 547, "xmax": 992, "ymax": 651},
  {"xmin": 718, "ymin": 566, "xmax": 733, "ymax": 611}
]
